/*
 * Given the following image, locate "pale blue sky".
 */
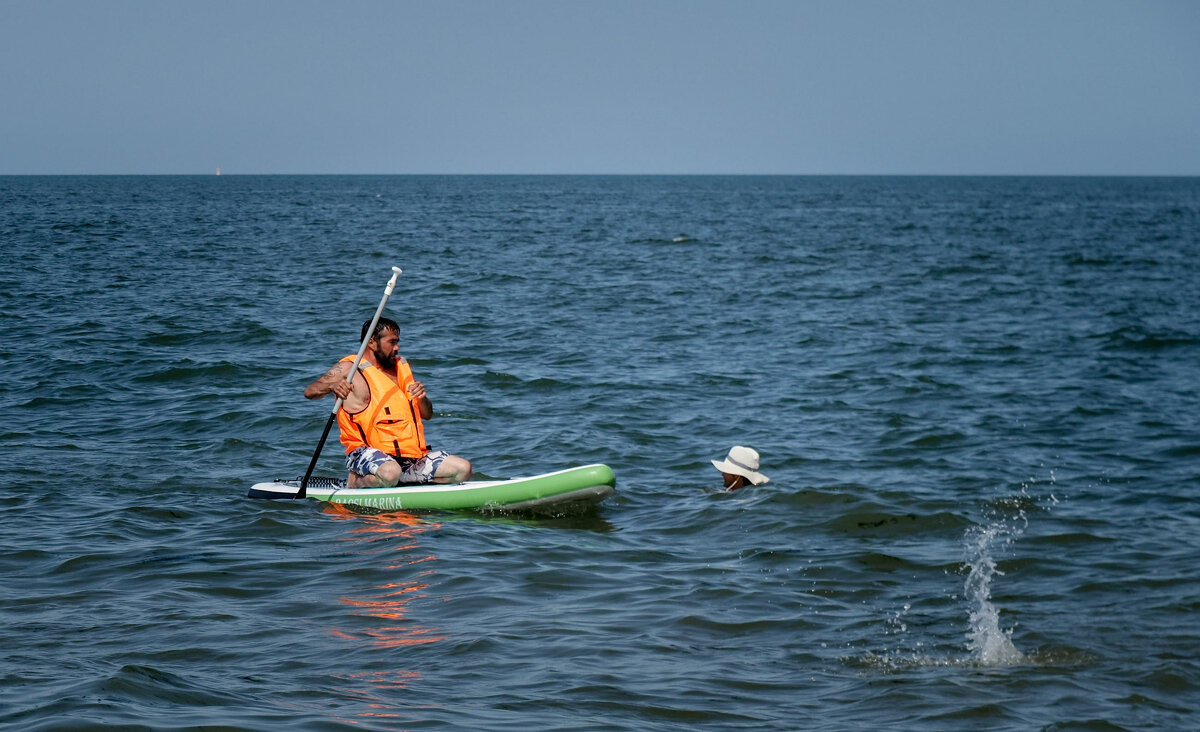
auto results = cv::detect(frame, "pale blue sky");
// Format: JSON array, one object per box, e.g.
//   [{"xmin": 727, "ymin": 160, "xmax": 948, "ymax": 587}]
[{"xmin": 1, "ymin": 0, "xmax": 1197, "ymax": 175}]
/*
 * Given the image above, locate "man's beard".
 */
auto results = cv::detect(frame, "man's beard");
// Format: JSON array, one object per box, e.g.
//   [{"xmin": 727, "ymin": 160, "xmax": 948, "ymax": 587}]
[{"xmin": 375, "ymin": 348, "xmax": 397, "ymax": 370}]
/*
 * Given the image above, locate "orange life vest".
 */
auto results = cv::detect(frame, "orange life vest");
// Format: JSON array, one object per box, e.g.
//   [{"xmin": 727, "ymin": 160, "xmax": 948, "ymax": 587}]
[{"xmin": 336, "ymin": 355, "xmax": 429, "ymax": 458}]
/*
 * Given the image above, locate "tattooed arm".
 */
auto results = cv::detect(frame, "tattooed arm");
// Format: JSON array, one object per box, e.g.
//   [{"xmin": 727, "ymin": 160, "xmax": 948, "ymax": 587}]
[{"xmin": 304, "ymin": 362, "xmax": 354, "ymax": 400}]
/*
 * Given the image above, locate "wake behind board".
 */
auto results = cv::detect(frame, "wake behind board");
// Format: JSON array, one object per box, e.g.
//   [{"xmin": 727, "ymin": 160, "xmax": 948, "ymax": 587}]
[{"xmin": 248, "ymin": 463, "xmax": 615, "ymax": 514}]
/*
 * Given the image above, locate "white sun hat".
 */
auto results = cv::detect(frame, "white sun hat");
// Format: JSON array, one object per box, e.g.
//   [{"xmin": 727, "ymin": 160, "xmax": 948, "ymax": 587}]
[{"xmin": 711, "ymin": 446, "xmax": 769, "ymax": 485}]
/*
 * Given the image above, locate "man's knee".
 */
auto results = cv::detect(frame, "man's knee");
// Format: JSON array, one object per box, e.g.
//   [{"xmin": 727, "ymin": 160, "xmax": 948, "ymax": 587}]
[
  {"xmin": 437, "ymin": 456, "xmax": 472, "ymax": 483},
  {"xmin": 375, "ymin": 460, "xmax": 403, "ymax": 486}
]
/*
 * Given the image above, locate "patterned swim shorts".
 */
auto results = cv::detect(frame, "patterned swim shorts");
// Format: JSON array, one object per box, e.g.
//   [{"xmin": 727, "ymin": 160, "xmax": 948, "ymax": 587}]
[{"xmin": 345, "ymin": 447, "xmax": 449, "ymax": 485}]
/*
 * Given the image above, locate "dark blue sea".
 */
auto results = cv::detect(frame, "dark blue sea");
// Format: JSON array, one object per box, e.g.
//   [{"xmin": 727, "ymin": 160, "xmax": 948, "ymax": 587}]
[{"xmin": 1, "ymin": 175, "xmax": 1198, "ymax": 731}]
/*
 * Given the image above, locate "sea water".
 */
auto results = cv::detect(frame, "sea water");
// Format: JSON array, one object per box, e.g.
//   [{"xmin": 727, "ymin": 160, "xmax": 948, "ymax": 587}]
[{"xmin": 0, "ymin": 175, "xmax": 1197, "ymax": 730}]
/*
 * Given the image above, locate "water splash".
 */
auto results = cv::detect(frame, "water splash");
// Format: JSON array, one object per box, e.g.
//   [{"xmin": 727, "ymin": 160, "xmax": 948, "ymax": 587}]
[
  {"xmin": 855, "ymin": 475, "xmax": 1053, "ymax": 672},
  {"xmin": 963, "ymin": 521, "xmax": 1026, "ymax": 665}
]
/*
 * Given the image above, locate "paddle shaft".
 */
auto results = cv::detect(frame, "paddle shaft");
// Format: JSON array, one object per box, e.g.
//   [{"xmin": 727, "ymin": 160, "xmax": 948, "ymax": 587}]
[{"xmin": 296, "ymin": 266, "xmax": 403, "ymax": 498}]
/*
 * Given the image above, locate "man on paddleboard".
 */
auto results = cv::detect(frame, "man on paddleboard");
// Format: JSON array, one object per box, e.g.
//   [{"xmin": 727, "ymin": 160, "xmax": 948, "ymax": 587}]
[{"xmin": 305, "ymin": 317, "xmax": 473, "ymax": 487}]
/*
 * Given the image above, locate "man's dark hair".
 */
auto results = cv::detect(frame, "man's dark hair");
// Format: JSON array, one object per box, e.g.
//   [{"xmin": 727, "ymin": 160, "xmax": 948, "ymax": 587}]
[{"xmin": 362, "ymin": 317, "xmax": 399, "ymax": 343}]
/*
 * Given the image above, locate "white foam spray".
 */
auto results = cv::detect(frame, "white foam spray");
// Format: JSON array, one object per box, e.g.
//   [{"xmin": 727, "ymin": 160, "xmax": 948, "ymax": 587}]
[{"xmin": 962, "ymin": 520, "xmax": 1026, "ymax": 665}]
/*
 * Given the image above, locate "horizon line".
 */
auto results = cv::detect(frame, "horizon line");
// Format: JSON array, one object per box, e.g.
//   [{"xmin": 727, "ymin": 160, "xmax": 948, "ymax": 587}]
[{"xmin": 2, "ymin": 172, "xmax": 1198, "ymax": 178}]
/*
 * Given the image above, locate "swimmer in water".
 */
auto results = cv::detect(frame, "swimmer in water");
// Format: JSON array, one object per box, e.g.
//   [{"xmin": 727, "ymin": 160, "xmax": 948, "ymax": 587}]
[{"xmin": 711, "ymin": 445, "xmax": 769, "ymax": 491}]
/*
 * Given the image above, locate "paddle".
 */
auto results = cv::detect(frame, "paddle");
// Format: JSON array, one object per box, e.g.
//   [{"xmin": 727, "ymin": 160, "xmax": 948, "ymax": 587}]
[{"xmin": 295, "ymin": 266, "xmax": 403, "ymax": 499}]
